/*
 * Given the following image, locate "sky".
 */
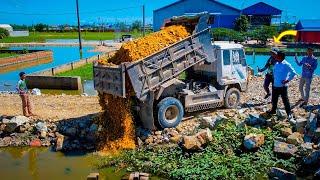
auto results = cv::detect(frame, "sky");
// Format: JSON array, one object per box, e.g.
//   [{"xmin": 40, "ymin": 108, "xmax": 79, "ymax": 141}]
[{"xmin": 0, "ymin": 0, "xmax": 319, "ymax": 26}]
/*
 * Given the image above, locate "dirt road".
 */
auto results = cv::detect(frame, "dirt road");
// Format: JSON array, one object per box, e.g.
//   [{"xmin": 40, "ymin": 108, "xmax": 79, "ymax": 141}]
[{"xmin": 0, "ymin": 94, "xmax": 101, "ymax": 120}]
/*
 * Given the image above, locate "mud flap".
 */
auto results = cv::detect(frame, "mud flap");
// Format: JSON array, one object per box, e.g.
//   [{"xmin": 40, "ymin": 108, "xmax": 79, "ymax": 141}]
[{"xmin": 138, "ymin": 91, "xmax": 156, "ymax": 130}]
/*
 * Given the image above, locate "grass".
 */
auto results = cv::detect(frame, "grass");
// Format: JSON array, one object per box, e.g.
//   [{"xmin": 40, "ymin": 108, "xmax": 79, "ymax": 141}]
[
  {"xmin": 0, "ymin": 53, "xmax": 20, "ymax": 58},
  {"xmin": 96, "ymin": 121, "xmax": 301, "ymax": 179},
  {"xmin": 55, "ymin": 63, "xmax": 93, "ymax": 80},
  {"xmin": 0, "ymin": 31, "xmax": 148, "ymax": 43}
]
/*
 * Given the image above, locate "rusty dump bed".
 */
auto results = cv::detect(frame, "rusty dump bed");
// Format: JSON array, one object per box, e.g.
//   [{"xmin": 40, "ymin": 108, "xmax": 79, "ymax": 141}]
[{"xmin": 93, "ymin": 13, "xmax": 215, "ymax": 101}]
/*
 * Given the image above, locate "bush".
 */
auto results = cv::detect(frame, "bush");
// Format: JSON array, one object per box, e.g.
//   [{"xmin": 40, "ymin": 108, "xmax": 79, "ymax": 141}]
[
  {"xmin": 0, "ymin": 28, "xmax": 10, "ymax": 39},
  {"xmin": 279, "ymin": 22, "xmax": 295, "ymax": 42},
  {"xmin": 211, "ymin": 28, "xmax": 245, "ymax": 42}
]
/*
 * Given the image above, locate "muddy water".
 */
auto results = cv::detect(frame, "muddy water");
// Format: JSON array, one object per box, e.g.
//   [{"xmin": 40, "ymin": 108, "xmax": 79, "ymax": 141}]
[{"xmin": 0, "ymin": 147, "xmax": 128, "ymax": 180}]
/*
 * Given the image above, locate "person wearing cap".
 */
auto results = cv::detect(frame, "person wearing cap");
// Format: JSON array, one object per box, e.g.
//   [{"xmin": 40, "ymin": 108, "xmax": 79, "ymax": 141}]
[
  {"xmin": 295, "ymin": 47, "xmax": 318, "ymax": 106},
  {"xmin": 258, "ymin": 48, "xmax": 279, "ymax": 99},
  {"xmin": 267, "ymin": 52, "xmax": 296, "ymax": 120}
]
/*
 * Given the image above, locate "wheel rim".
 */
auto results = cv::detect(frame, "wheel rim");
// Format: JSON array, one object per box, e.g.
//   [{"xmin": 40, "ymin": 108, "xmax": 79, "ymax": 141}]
[
  {"xmin": 228, "ymin": 92, "xmax": 238, "ymax": 107},
  {"xmin": 165, "ymin": 105, "xmax": 179, "ymax": 123}
]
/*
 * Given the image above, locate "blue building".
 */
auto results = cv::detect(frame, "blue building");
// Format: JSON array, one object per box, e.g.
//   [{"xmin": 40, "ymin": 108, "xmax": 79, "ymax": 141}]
[
  {"xmin": 153, "ymin": 0, "xmax": 240, "ymax": 31},
  {"xmin": 153, "ymin": 0, "xmax": 282, "ymax": 32}
]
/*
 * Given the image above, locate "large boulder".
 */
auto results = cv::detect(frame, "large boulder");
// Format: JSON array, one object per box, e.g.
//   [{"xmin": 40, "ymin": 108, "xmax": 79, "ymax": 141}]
[
  {"xmin": 181, "ymin": 129, "xmax": 213, "ymax": 151},
  {"xmin": 303, "ymin": 150, "xmax": 320, "ymax": 165},
  {"xmin": 244, "ymin": 133, "xmax": 265, "ymax": 149},
  {"xmin": 296, "ymin": 118, "xmax": 307, "ymax": 134},
  {"xmin": 55, "ymin": 132, "xmax": 65, "ymax": 151},
  {"xmin": 307, "ymin": 113, "xmax": 317, "ymax": 131},
  {"xmin": 4, "ymin": 116, "xmax": 30, "ymax": 133},
  {"xmin": 273, "ymin": 141, "xmax": 297, "ymax": 157},
  {"xmin": 268, "ymin": 167, "xmax": 296, "ymax": 180},
  {"xmin": 181, "ymin": 136, "xmax": 202, "ymax": 150},
  {"xmin": 246, "ymin": 113, "xmax": 266, "ymax": 126},
  {"xmin": 65, "ymin": 127, "xmax": 77, "ymax": 137},
  {"xmin": 280, "ymin": 128, "xmax": 293, "ymax": 137},
  {"xmin": 287, "ymin": 132, "xmax": 304, "ymax": 145}
]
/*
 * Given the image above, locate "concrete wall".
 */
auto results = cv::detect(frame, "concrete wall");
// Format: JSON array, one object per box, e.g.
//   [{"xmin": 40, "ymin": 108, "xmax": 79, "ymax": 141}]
[
  {"xmin": 0, "ymin": 50, "xmax": 53, "ymax": 67},
  {"xmin": 26, "ymin": 76, "xmax": 81, "ymax": 90},
  {"xmin": 30, "ymin": 52, "xmax": 110, "ymax": 76},
  {"xmin": 27, "ymin": 52, "xmax": 112, "ymax": 90},
  {"xmin": 9, "ymin": 31, "xmax": 29, "ymax": 37}
]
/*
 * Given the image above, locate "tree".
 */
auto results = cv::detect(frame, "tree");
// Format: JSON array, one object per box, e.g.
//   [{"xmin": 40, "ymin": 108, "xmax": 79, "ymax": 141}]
[
  {"xmin": 249, "ymin": 25, "xmax": 278, "ymax": 45},
  {"xmin": 114, "ymin": 22, "xmax": 126, "ymax": 31},
  {"xmin": 234, "ymin": 15, "xmax": 250, "ymax": 32},
  {"xmin": 211, "ymin": 28, "xmax": 245, "ymax": 43},
  {"xmin": 279, "ymin": 22, "xmax": 295, "ymax": 42},
  {"xmin": 34, "ymin": 23, "xmax": 48, "ymax": 32},
  {"xmin": 132, "ymin": 20, "xmax": 142, "ymax": 32},
  {"xmin": 10, "ymin": 24, "xmax": 28, "ymax": 31},
  {"xmin": 0, "ymin": 28, "xmax": 10, "ymax": 39}
]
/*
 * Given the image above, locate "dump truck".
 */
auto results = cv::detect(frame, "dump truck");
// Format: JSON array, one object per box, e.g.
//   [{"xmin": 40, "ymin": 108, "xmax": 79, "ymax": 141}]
[{"xmin": 94, "ymin": 13, "xmax": 248, "ymax": 130}]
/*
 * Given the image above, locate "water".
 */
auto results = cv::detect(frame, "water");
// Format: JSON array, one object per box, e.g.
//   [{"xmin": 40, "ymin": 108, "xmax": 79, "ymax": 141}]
[
  {"xmin": 0, "ymin": 147, "xmax": 127, "ymax": 180},
  {"xmin": 0, "ymin": 46, "xmax": 100, "ymax": 91},
  {"xmin": 247, "ymin": 55, "xmax": 320, "ymax": 75},
  {"xmin": 45, "ymin": 39, "xmax": 114, "ymax": 44}
]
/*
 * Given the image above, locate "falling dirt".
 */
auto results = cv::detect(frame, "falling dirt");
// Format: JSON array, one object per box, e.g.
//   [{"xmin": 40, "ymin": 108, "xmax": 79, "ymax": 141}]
[{"xmin": 96, "ymin": 25, "xmax": 191, "ymax": 154}]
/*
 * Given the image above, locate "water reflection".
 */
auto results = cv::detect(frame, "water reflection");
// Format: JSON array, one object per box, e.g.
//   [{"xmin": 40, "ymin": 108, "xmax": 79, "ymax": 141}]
[
  {"xmin": 0, "ymin": 57, "xmax": 53, "ymax": 75},
  {"xmin": 0, "ymin": 147, "xmax": 128, "ymax": 180}
]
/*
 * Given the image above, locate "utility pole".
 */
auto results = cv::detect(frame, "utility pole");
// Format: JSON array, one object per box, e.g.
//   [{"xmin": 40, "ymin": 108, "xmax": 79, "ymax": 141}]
[
  {"xmin": 76, "ymin": 0, "xmax": 82, "ymax": 52},
  {"xmin": 143, "ymin": 5, "xmax": 146, "ymax": 37}
]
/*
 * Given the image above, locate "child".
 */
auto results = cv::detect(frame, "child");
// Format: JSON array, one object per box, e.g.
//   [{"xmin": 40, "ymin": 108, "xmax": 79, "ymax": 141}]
[{"xmin": 16, "ymin": 72, "xmax": 33, "ymax": 117}]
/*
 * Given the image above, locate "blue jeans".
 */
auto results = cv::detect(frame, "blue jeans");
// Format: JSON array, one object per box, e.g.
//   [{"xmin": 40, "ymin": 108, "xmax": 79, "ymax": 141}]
[{"xmin": 264, "ymin": 75, "xmax": 274, "ymax": 95}]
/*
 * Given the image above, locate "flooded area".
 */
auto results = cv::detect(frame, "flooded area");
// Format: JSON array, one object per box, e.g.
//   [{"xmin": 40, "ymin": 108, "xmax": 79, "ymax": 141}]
[
  {"xmin": 0, "ymin": 147, "xmax": 128, "ymax": 180},
  {"xmin": 0, "ymin": 46, "xmax": 99, "ymax": 92}
]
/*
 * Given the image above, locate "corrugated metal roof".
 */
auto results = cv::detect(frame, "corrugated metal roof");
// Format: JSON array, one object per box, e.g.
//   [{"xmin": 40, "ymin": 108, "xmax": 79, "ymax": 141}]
[
  {"xmin": 296, "ymin": 19, "xmax": 320, "ymax": 30},
  {"xmin": 242, "ymin": 2, "xmax": 282, "ymax": 15},
  {"xmin": 154, "ymin": 0, "xmax": 239, "ymax": 12}
]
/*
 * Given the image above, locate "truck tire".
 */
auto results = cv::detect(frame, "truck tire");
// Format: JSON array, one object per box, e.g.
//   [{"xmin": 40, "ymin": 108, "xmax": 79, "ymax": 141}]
[
  {"xmin": 224, "ymin": 88, "xmax": 241, "ymax": 109},
  {"xmin": 156, "ymin": 97, "xmax": 184, "ymax": 128}
]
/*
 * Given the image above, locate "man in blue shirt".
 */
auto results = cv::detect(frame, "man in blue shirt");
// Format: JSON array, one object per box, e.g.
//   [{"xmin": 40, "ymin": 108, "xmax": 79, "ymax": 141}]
[
  {"xmin": 295, "ymin": 47, "xmax": 318, "ymax": 106},
  {"xmin": 267, "ymin": 52, "xmax": 296, "ymax": 119},
  {"xmin": 258, "ymin": 48, "xmax": 279, "ymax": 99}
]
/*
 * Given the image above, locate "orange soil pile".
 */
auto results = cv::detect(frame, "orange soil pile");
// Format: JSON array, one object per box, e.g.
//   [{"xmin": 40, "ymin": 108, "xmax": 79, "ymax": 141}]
[{"xmin": 97, "ymin": 25, "xmax": 191, "ymax": 154}]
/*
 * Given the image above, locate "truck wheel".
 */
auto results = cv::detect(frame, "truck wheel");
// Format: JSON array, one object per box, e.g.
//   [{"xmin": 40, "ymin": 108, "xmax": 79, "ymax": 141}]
[
  {"xmin": 156, "ymin": 97, "xmax": 184, "ymax": 128},
  {"xmin": 224, "ymin": 88, "xmax": 241, "ymax": 109}
]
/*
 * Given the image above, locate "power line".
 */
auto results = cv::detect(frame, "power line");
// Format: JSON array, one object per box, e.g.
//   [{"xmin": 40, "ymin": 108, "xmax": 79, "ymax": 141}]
[{"xmin": 0, "ymin": 6, "xmax": 142, "ymax": 16}]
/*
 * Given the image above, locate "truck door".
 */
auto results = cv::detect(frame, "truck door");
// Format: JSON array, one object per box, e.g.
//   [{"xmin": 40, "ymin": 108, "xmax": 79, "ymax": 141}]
[{"xmin": 230, "ymin": 49, "xmax": 247, "ymax": 81}]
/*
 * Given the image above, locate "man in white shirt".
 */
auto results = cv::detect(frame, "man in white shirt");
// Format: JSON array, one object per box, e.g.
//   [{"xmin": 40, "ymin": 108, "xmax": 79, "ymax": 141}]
[{"xmin": 267, "ymin": 52, "xmax": 297, "ymax": 120}]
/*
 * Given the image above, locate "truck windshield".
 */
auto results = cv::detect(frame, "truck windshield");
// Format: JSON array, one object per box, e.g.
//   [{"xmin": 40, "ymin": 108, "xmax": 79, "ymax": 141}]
[{"xmin": 231, "ymin": 49, "xmax": 246, "ymax": 66}]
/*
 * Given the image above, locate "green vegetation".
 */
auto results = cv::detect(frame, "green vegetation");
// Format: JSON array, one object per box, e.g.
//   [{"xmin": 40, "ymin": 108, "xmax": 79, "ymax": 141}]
[
  {"xmin": 0, "ymin": 53, "xmax": 19, "ymax": 58},
  {"xmin": 279, "ymin": 22, "xmax": 296, "ymax": 42},
  {"xmin": 248, "ymin": 26, "xmax": 278, "ymax": 45},
  {"xmin": 234, "ymin": 15, "xmax": 250, "ymax": 32},
  {"xmin": 96, "ymin": 121, "xmax": 298, "ymax": 179},
  {"xmin": 55, "ymin": 63, "xmax": 93, "ymax": 80},
  {"xmin": 211, "ymin": 28, "xmax": 245, "ymax": 42},
  {"xmin": 0, "ymin": 28, "xmax": 10, "ymax": 39},
  {"xmin": 0, "ymin": 31, "xmax": 147, "ymax": 43}
]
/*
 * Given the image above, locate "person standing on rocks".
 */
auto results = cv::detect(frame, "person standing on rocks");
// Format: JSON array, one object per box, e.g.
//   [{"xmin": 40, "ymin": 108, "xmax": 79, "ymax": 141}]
[
  {"xmin": 16, "ymin": 72, "xmax": 34, "ymax": 117},
  {"xmin": 258, "ymin": 48, "xmax": 279, "ymax": 99},
  {"xmin": 267, "ymin": 52, "xmax": 296, "ymax": 120},
  {"xmin": 295, "ymin": 47, "xmax": 318, "ymax": 106}
]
